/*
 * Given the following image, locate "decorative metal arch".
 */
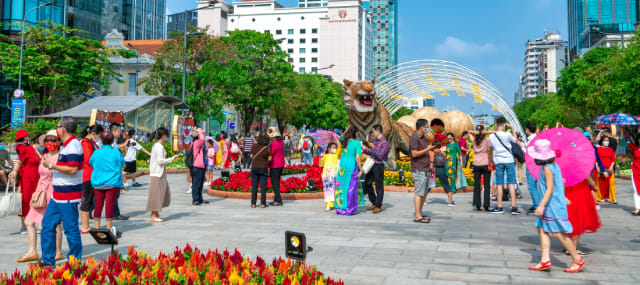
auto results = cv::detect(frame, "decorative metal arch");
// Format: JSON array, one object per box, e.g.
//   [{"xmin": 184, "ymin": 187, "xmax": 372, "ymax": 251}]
[{"xmin": 375, "ymin": 60, "xmax": 524, "ymax": 139}]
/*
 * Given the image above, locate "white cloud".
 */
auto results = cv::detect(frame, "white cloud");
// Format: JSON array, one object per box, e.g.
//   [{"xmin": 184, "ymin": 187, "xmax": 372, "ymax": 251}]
[{"xmin": 434, "ymin": 37, "xmax": 498, "ymax": 58}]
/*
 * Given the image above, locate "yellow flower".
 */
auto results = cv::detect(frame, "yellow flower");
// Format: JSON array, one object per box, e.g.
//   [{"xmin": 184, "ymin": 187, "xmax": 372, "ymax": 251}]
[{"xmin": 62, "ymin": 270, "xmax": 72, "ymax": 280}]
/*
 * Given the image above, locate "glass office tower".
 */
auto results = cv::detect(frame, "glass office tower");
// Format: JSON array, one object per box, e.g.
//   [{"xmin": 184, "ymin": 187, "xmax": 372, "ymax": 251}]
[
  {"xmin": 568, "ymin": 0, "xmax": 639, "ymax": 59},
  {"xmin": 362, "ymin": 0, "xmax": 398, "ymax": 78},
  {"xmin": 1, "ymin": 0, "xmax": 165, "ymax": 40}
]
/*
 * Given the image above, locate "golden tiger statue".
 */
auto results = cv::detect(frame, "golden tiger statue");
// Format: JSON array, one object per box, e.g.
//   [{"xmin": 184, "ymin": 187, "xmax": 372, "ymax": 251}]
[{"xmin": 343, "ymin": 79, "xmax": 412, "ymax": 168}]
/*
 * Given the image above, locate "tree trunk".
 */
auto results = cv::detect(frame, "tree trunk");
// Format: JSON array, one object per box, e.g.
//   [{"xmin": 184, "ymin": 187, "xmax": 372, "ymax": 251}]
[{"xmin": 242, "ymin": 106, "xmax": 256, "ymax": 136}]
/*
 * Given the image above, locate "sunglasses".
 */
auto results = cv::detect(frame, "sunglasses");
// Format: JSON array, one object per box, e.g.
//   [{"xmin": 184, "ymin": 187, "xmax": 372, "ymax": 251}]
[{"xmin": 45, "ymin": 138, "xmax": 58, "ymax": 143}]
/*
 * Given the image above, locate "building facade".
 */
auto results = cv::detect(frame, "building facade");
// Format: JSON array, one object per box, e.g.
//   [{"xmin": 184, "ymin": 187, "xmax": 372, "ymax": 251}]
[
  {"xmin": 298, "ymin": 0, "xmax": 328, "ymax": 7},
  {"xmin": 199, "ymin": 0, "xmax": 373, "ymax": 81},
  {"xmin": 519, "ymin": 33, "xmax": 568, "ymax": 99},
  {"xmin": 362, "ymin": 0, "xmax": 397, "ymax": 78},
  {"xmin": 1, "ymin": 0, "xmax": 166, "ymax": 41},
  {"xmin": 167, "ymin": 10, "xmax": 198, "ymax": 35},
  {"xmin": 568, "ymin": 0, "xmax": 639, "ymax": 59}
]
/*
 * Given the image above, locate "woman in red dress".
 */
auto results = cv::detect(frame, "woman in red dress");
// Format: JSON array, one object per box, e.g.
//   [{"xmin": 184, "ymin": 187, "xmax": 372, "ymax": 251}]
[
  {"xmin": 595, "ymin": 136, "xmax": 616, "ymax": 203},
  {"xmin": 564, "ymin": 177, "xmax": 601, "ymax": 256},
  {"xmin": 8, "ymin": 130, "xmax": 41, "ymax": 233},
  {"xmin": 629, "ymin": 142, "xmax": 640, "ymax": 216}
]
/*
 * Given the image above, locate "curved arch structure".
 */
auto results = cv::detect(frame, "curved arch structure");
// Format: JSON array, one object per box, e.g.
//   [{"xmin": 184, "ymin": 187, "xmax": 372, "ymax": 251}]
[{"xmin": 375, "ymin": 60, "xmax": 524, "ymax": 139}]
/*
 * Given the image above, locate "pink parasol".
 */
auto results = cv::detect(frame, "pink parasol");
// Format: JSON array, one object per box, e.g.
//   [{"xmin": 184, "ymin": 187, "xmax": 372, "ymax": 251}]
[
  {"xmin": 309, "ymin": 130, "xmax": 339, "ymax": 151},
  {"xmin": 525, "ymin": 128, "xmax": 595, "ymax": 186}
]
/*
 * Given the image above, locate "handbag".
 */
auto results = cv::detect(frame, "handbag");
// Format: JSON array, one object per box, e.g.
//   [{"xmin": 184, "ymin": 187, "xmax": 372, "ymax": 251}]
[
  {"xmin": 230, "ymin": 142, "xmax": 241, "ymax": 154},
  {"xmin": 30, "ymin": 183, "xmax": 47, "ymax": 209},
  {"xmin": 0, "ymin": 179, "xmax": 21, "ymax": 218},
  {"xmin": 362, "ymin": 157, "xmax": 375, "ymax": 174}
]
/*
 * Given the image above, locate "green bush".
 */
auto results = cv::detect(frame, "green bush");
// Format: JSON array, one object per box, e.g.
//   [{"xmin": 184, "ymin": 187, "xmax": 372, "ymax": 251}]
[
  {"xmin": 1, "ymin": 119, "xmax": 58, "ymax": 143},
  {"xmin": 136, "ymin": 141, "xmax": 176, "ymax": 161}
]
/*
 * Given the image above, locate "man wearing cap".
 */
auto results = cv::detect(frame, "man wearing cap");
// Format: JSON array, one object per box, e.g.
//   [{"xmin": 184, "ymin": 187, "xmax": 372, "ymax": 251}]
[{"xmin": 40, "ymin": 117, "xmax": 83, "ymax": 266}]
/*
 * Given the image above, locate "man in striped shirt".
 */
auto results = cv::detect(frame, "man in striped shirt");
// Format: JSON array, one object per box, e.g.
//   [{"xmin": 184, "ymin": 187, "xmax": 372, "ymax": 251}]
[
  {"xmin": 40, "ymin": 117, "xmax": 83, "ymax": 266},
  {"xmin": 242, "ymin": 134, "xmax": 255, "ymax": 169}
]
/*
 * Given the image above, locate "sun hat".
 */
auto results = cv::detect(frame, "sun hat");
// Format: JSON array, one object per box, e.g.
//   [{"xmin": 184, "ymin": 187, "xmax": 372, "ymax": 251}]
[
  {"xmin": 16, "ymin": 129, "xmax": 30, "ymax": 140},
  {"xmin": 527, "ymin": 139, "xmax": 556, "ymax": 161},
  {"xmin": 267, "ymin": 127, "xmax": 280, "ymax": 138},
  {"xmin": 39, "ymin": 130, "xmax": 58, "ymax": 146}
]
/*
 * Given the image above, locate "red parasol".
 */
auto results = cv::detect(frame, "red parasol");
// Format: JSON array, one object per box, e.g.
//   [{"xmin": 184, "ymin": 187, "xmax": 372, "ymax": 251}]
[{"xmin": 525, "ymin": 128, "xmax": 595, "ymax": 187}]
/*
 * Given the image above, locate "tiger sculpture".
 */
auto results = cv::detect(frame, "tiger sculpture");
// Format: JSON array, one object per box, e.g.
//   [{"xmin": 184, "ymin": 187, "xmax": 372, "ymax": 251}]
[{"xmin": 343, "ymin": 79, "xmax": 413, "ymax": 169}]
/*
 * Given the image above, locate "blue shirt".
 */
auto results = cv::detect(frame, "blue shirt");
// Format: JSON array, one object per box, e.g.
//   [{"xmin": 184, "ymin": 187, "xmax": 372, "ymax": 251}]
[{"xmin": 89, "ymin": 145, "xmax": 125, "ymax": 189}]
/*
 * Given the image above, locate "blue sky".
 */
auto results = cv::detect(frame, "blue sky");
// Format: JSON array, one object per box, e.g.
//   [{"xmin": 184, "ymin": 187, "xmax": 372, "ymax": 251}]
[{"xmin": 168, "ymin": 0, "xmax": 567, "ymax": 114}]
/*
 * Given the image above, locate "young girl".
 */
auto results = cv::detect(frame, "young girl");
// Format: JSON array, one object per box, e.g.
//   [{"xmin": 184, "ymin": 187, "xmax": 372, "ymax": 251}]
[
  {"xmin": 206, "ymin": 139, "xmax": 216, "ymax": 184},
  {"xmin": 320, "ymin": 142, "xmax": 340, "ymax": 211},
  {"xmin": 527, "ymin": 139, "xmax": 585, "ymax": 273}
]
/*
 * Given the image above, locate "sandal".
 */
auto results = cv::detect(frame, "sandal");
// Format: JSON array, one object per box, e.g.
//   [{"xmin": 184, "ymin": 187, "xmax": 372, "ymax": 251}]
[
  {"xmin": 260, "ymin": 204, "xmax": 268, "ymax": 208},
  {"xmin": 563, "ymin": 249, "xmax": 588, "ymax": 257},
  {"xmin": 55, "ymin": 255, "xmax": 65, "ymax": 261},
  {"xmin": 528, "ymin": 260, "xmax": 552, "ymax": 271},
  {"xmin": 564, "ymin": 257, "xmax": 585, "ymax": 273},
  {"xmin": 413, "ymin": 217, "xmax": 431, "ymax": 223},
  {"xmin": 631, "ymin": 210, "xmax": 640, "ymax": 216},
  {"xmin": 251, "ymin": 205, "xmax": 256, "ymax": 208},
  {"xmin": 149, "ymin": 218, "xmax": 164, "ymax": 223}
]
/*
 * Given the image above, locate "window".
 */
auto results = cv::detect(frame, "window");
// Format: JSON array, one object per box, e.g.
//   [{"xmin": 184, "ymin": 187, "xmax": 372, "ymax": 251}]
[
  {"xmin": 311, "ymin": 67, "xmax": 318, "ymax": 73},
  {"xmin": 311, "ymin": 48, "xmax": 318, "ymax": 53},
  {"xmin": 287, "ymin": 48, "xmax": 294, "ymax": 53},
  {"xmin": 288, "ymin": 29, "xmax": 294, "ymax": 34},
  {"xmin": 128, "ymin": 73, "xmax": 137, "ymax": 92},
  {"xmin": 311, "ymin": 57, "xmax": 318, "ymax": 63},
  {"xmin": 264, "ymin": 30, "xmax": 270, "ymax": 34},
  {"xmin": 276, "ymin": 29, "xmax": 282, "ymax": 35},
  {"xmin": 300, "ymin": 48, "xmax": 306, "ymax": 53},
  {"xmin": 300, "ymin": 28, "xmax": 306, "ymax": 34},
  {"xmin": 312, "ymin": 38, "xmax": 318, "ymax": 43},
  {"xmin": 300, "ymin": 38, "xmax": 306, "ymax": 44},
  {"xmin": 300, "ymin": 58, "xmax": 306, "ymax": 63},
  {"xmin": 288, "ymin": 58, "xmax": 293, "ymax": 63},
  {"xmin": 288, "ymin": 39, "xmax": 294, "ymax": 44},
  {"xmin": 373, "ymin": 46, "xmax": 377, "ymax": 51},
  {"xmin": 299, "ymin": 67, "xmax": 306, "ymax": 73},
  {"xmin": 312, "ymin": 28, "xmax": 318, "ymax": 34}
]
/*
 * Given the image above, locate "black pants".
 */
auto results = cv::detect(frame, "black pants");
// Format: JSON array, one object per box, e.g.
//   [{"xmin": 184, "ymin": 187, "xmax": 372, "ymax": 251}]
[
  {"xmin": 435, "ymin": 168, "xmax": 452, "ymax": 193},
  {"xmin": 364, "ymin": 164, "xmax": 385, "ymax": 208},
  {"xmin": 270, "ymin": 168, "xmax": 283, "ymax": 203},
  {"xmin": 242, "ymin": 152, "xmax": 252, "ymax": 169},
  {"xmin": 473, "ymin": 165, "xmax": 491, "ymax": 209},
  {"xmin": 251, "ymin": 168, "xmax": 268, "ymax": 206},
  {"xmin": 191, "ymin": 167, "xmax": 205, "ymax": 203}
]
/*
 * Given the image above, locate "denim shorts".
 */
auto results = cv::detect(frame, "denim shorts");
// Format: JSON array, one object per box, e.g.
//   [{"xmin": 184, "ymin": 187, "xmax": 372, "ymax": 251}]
[{"xmin": 494, "ymin": 162, "xmax": 516, "ymax": 185}]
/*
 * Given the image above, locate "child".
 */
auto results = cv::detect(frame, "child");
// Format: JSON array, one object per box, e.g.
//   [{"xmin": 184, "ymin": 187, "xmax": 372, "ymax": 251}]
[
  {"xmin": 206, "ymin": 139, "xmax": 216, "ymax": 184},
  {"xmin": 527, "ymin": 139, "xmax": 585, "ymax": 273},
  {"xmin": 320, "ymin": 142, "xmax": 340, "ymax": 211}
]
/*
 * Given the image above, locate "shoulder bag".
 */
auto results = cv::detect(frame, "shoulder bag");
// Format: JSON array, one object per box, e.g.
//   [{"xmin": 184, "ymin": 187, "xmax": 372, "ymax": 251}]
[{"xmin": 0, "ymin": 179, "xmax": 21, "ymax": 218}]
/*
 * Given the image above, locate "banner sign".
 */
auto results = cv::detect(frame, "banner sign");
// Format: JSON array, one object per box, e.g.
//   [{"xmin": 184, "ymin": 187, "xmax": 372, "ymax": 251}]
[
  {"xmin": 172, "ymin": 115, "xmax": 195, "ymax": 151},
  {"xmin": 10, "ymin": 99, "xmax": 25, "ymax": 129},
  {"xmin": 89, "ymin": 109, "xmax": 125, "ymax": 133}
]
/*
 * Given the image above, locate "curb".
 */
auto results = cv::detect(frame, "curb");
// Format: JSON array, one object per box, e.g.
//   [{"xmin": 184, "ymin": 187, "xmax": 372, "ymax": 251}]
[
  {"xmin": 207, "ymin": 188, "xmax": 324, "ymax": 200},
  {"xmin": 385, "ymin": 185, "xmax": 474, "ymax": 194}
]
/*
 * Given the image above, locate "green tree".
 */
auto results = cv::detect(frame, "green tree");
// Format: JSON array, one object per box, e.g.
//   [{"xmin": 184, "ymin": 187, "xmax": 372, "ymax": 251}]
[
  {"xmin": 392, "ymin": 106, "xmax": 414, "ymax": 121},
  {"xmin": 0, "ymin": 21, "xmax": 133, "ymax": 114},
  {"xmin": 514, "ymin": 93, "xmax": 584, "ymax": 128},
  {"xmin": 195, "ymin": 30, "xmax": 295, "ymax": 134},
  {"xmin": 142, "ymin": 27, "xmax": 231, "ymax": 122}
]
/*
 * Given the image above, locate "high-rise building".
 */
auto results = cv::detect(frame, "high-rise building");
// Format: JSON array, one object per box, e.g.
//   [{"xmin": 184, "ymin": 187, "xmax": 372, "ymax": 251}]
[
  {"xmin": 0, "ymin": 0, "xmax": 166, "ymax": 41},
  {"xmin": 199, "ymin": 0, "xmax": 373, "ymax": 81},
  {"xmin": 167, "ymin": 10, "xmax": 198, "ymax": 35},
  {"xmin": 519, "ymin": 33, "xmax": 568, "ymax": 98},
  {"xmin": 298, "ymin": 0, "xmax": 328, "ymax": 7},
  {"xmin": 423, "ymin": 97, "xmax": 434, "ymax": 108},
  {"xmin": 568, "ymin": 0, "xmax": 639, "ymax": 59},
  {"xmin": 362, "ymin": 0, "xmax": 397, "ymax": 78}
]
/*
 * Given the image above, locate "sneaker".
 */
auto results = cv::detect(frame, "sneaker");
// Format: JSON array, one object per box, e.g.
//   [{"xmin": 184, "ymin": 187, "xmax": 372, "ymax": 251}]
[
  {"xmin": 489, "ymin": 207, "xmax": 504, "ymax": 214},
  {"xmin": 19, "ymin": 227, "xmax": 27, "ymax": 235},
  {"xmin": 132, "ymin": 182, "xmax": 142, "ymax": 187},
  {"xmin": 113, "ymin": 215, "xmax": 129, "ymax": 221},
  {"xmin": 491, "ymin": 195, "xmax": 497, "ymax": 201},
  {"xmin": 527, "ymin": 207, "xmax": 536, "ymax": 214},
  {"xmin": 511, "ymin": 207, "xmax": 521, "ymax": 215},
  {"xmin": 185, "ymin": 189, "xmax": 192, "ymax": 194},
  {"xmin": 596, "ymin": 204, "xmax": 601, "ymax": 211},
  {"xmin": 124, "ymin": 183, "xmax": 131, "ymax": 189},
  {"xmin": 325, "ymin": 206, "xmax": 331, "ymax": 212},
  {"xmin": 448, "ymin": 201, "xmax": 456, "ymax": 207}
]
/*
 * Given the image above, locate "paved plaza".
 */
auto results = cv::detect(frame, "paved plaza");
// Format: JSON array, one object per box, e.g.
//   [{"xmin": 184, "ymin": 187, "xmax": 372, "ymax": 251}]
[{"xmin": 1, "ymin": 173, "xmax": 639, "ymax": 284}]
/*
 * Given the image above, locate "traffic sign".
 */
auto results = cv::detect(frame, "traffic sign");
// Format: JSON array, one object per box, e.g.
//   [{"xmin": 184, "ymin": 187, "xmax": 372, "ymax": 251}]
[
  {"xmin": 13, "ymin": 89, "xmax": 24, "ymax": 98},
  {"xmin": 229, "ymin": 122, "xmax": 236, "ymax": 129},
  {"xmin": 11, "ymin": 99, "xmax": 25, "ymax": 128}
]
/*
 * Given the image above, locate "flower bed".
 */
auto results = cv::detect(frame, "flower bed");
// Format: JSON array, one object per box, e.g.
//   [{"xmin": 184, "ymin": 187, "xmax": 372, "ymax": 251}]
[
  {"xmin": 210, "ymin": 165, "xmax": 322, "ymax": 193},
  {"xmin": 0, "ymin": 245, "xmax": 343, "ymax": 285}
]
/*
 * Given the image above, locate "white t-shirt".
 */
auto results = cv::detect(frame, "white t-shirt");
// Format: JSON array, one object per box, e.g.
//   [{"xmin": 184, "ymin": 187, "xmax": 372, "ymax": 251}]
[
  {"xmin": 489, "ymin": 131, "xmax": 516, "ymax": 164},
  {"xmin": 524, "ymin": 133, "xmax": 537, "ymax": 153},
  {"xmin": 124, "ymin": 139, "xmax": 142, "ymax": 162}
]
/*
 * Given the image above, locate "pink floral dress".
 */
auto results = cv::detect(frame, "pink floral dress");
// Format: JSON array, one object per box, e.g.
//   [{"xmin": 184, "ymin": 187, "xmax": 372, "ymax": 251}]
[{"xmin": 25, "ymin": 153, "xmax": 58, "ymax": 225}]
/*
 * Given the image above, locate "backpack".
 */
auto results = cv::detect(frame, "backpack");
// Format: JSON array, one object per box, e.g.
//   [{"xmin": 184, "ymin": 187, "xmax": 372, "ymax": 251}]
[
  {"xmin": 185, "ymin": 147, "xmax": 194, "ymax": 169},
  {"xmin": 303, "ymin": 140, "xmax": 309, "ymax": 150},
  {"xmin": 230, "ymin": 142, "xmax": 241, "ymax": 154},
  {"xmin": 511, "ymin": 142, "xmax": 526, "ymax": 163},
  {"xmin": 433, "ymin": 151, "xmax": 446, "ymax": 168}
]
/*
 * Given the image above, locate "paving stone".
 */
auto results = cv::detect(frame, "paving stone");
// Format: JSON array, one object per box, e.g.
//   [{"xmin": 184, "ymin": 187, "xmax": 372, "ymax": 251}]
[
  {"xmin": 351, "ymin": 266, "xmax": 427, "ymax": 278},
  {"xmin": 428, "ymin": 271, "xmax": 509, "ymax": 283},
  {"xmin": 383, "ymin": 276, "xmax": 466, "ymax": 285}
]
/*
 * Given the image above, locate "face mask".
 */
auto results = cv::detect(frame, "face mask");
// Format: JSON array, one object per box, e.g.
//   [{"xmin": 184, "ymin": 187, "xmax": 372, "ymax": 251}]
[
  {"xmin": 37, "ymin": 146, "xmax": 45, "ymax": 153},
  {"xmin": 56, "ymin": 130, "xmax": 61, "ymax": 139},
  {"xmin": 426, "ymin": 128, "xmax": 430, "ymax": 134},
  {"xmin": 0, "ymin": 145, "xmax": 5, "ymax": 150},
  {"xmin": 46, "ymin": 142, "xmax": 58, "ymax": 152},
  {"xmin": 603, "ymin": 141, "xmax": 609, "ymax": 147},
  {"xmin": 331, "ymin": 149, "xmax": 337, "ymax": 154}
]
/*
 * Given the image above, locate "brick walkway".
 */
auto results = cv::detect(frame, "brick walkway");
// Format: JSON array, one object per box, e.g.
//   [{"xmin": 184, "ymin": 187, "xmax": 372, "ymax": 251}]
[{"xmin": 0, "ymin": 173, "xmax": 638, "ymax": 284}]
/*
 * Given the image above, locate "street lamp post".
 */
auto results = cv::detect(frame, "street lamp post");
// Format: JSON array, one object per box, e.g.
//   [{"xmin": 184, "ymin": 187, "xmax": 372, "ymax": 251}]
[
  {"xmin": 315, "ymin": 64, "xmax": 335, "ymax": 74},
  {"xmin": 127, "ymin": 43, "xmax": 140, "ymax": 96},
  {"xmin": 181, "ymin": 1, "xmax": 217, "ymax": 111}
]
